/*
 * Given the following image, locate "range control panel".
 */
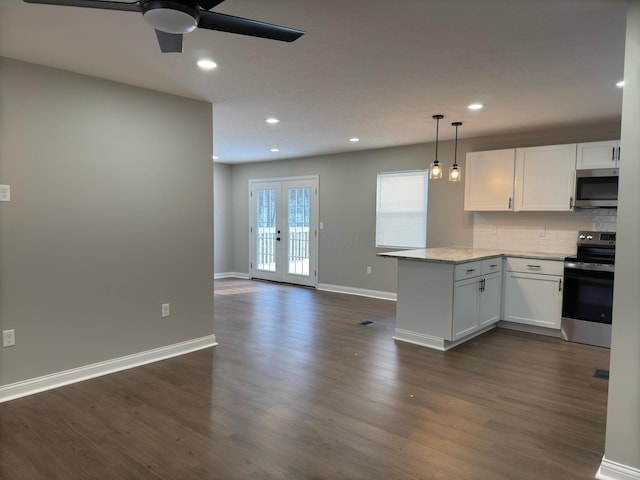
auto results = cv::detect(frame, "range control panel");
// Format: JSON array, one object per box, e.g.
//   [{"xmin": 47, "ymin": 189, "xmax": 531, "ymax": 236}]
[{"xmin": 577, "ymin": 231, "xmax": 616, "ymax": 246}]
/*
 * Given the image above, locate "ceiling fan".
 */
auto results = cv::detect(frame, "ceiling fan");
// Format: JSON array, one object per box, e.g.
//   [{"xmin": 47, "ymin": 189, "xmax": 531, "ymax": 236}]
[{"xmin": 22, "ymin": 0, "xmax": 305, "ymax": 53}]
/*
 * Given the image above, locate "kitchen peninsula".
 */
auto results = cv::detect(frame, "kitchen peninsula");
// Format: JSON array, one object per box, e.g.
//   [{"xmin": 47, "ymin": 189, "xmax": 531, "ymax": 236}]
[{"xmin": 379, "ymin": 247, "xmax": 566, "ymax": 351}]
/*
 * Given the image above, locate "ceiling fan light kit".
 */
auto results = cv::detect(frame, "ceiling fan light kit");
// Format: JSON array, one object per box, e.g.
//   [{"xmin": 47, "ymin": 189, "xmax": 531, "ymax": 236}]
[
  {"xmin": 22, "ymin": 0, "xmax": 305, "ymax": 53},
  {"xmin": 142, "ymin": 1, "xmax": 199, "ymax": 34}
]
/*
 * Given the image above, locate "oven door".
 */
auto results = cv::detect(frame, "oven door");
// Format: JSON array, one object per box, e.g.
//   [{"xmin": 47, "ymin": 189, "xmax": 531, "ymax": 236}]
[{"xmin": 562, "ymin": 264, "xmax": 614, "ymax": 324}]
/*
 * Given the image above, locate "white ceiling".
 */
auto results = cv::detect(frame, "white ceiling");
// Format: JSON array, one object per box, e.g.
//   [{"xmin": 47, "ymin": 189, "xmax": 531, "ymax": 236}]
[{"xmin": 0, "ymin": 0, "xmax": 628, "ymax": 163}]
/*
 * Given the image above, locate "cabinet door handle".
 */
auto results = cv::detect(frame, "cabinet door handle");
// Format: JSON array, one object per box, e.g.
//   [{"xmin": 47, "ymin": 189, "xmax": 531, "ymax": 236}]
[
  {"xmin": 466, "ymin": 268, "xmax": 476, "ymax": 273},
  {"xmin": 526, "ymin": 264, "xmax": 541, "ymax": 269},
  {"xmin": 479, "ymin": 278, "xmax": 485, "ymax": 292},
  {"xmin": 612, "ymin": 147, "xmax": 616, "ymax": 161},
  {"xmin": 569, "ymin": 196, "xmax": 574, "ymax": 209},
  {"xmin": 558, "ymin": 278, "xmax": 562, "ymax": 292},
  {"xmin": 508, "ymin": 197, "xmax": 512, "ymax": 209},
  {"xmin": 617, "ymin": 147, "xmax": 621, "ymax": 162},
  {"xmin": 490, "ymin": 264, "xmax": 499, "ymax": 268}
]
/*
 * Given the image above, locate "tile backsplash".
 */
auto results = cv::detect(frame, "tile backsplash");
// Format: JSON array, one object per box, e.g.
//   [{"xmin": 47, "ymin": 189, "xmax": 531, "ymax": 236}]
[{"xmin": 472, "ymin": 209, "xmax": 617, "ymax": 255}]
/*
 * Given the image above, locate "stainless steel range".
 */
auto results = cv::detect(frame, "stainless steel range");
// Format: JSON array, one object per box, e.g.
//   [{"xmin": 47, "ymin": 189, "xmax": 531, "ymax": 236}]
[{"xmin": 561, "ymin": 231, "xmax": 615, "ymax": 348}]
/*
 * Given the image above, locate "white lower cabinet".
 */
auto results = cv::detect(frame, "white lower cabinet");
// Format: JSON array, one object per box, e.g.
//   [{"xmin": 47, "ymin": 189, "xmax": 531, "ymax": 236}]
[
  {"xmin": 479, "ymin": 273, "xmax": 502, "ymax": 327},
  {"xmin": 391, "ymin": 254, "xmax": 564, "ymax": 351},
  {"xmin": 503, "ymin": 258, "xmax": 563, "ymax": 329},
  {"xmin": 393, "ymin": 257, "xmax": 502, "ymax": 350},
  {"xmin": 452, "ymin": 262, "xmax": 502, "ymax": 340},
  {"xmin": 453, "ymin": 276, "xmax": 482, "ymax": 340}
]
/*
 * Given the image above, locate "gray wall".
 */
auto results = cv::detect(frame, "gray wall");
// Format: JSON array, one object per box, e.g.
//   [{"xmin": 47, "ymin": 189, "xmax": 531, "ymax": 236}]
[
  {"xmin": 214, "ymin": 162, "xmax": 233, "ymax": 275},
  {"xmin": 0, "ymin": 58, "xmax": 214, "ymax": 386},
  {"xmin": 228, "ymin": 143, "xmax": 466, "ymax": 294},
  {"xmin": 603, "ymin": 0, "xmax": 640, "ymax": 472},
  {"xmin": 222, "ymin": 120, "xmax": 620, "ymax": 294}
]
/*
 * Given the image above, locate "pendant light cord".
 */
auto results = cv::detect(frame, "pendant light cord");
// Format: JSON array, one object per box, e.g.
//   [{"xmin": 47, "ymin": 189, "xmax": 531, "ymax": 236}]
[
  {"xmin": 435, "ymin": 117, "xmax": 440, "ymax": 162},
  {"xmin": 454, "ymin": 123, "xmax": 458, "ymax": 165},
  {"xmin": 452, "ymin": 121, "xmax": 463, "ymax": 166},
  {"xmin": 432, "ymin": 114, "xmax": 444, "ymax": 164}
]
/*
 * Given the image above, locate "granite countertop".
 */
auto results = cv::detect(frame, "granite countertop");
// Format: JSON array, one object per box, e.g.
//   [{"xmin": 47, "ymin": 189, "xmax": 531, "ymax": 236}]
[
  {"xmin": 378, "ymin": 247, "xmax": 568, "ymax": 264},
  {"xmin": 500, "ymin": 249, "xmax": 568, "ymax": 261}
]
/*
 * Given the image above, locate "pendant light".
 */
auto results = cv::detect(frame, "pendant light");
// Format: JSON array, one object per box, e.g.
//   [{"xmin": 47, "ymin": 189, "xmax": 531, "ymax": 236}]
[
  {"xmin": 449, "ymin": 122, "xmax": 463, "ymax": 182},
  {"xmin": 429, "ymin": 114, "xmax": 444, "ymax": 179}
]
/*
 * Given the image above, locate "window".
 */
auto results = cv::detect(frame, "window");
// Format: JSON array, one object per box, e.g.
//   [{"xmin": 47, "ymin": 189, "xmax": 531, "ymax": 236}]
[{"xmin": 375, "ymin": 170, "xmax": 428, "ymax": 248}]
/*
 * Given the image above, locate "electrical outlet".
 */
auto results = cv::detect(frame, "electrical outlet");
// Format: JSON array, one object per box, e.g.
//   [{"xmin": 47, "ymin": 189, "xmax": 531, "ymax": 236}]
[
  {"xmin": 0, "ymin": 185, "xmax": 10, "ymax": 202},
  {"xmin": 366, "ymin": 266, "xmax": 372, "ymax": 275},
  {"xmin": 2, "ymin": 329, "xmax": 16, "ymax": 347},
  {"xmin": 161, "ymin": 303, "xmax": 170, "ymax": 318}
]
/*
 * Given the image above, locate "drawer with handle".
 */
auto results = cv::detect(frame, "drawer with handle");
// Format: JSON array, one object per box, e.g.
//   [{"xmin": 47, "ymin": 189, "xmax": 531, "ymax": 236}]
[
  {"xmin": 505, "ymin": 257, "xmax": 563, "ymax": 275},
  {"xmin": 481, "ymin": 258, "xmax": 502, "ymax": 275},
  {"xmin": 454, "ymin": 261, "xmax": 483, "ymax": 281}
]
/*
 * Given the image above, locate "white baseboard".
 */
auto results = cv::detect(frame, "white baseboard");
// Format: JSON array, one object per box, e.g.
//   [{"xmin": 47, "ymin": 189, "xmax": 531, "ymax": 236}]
[
  {"xmin": 597, "ymin": 457, "xmax": 640, "ymax": 480},
  {"xmin": 393, "ymin": 329, "xmax": 447, "ymax": 350},
  {"xmin": 317, "ymin": 283, "xmax": 396, "ymax": 301},
  {"xmin": 394, "ymin": 325, "xmax": 496, "ymax": 351},
  {"xmin": 0, "ymin": 335, "xmax": 217, "ymax": 404},
  {"xmin": 214, "ymin": 272, "xmax": 250, "ymax": 280},
  {"xmin": 498, "ymin": 321, "xmax": 561, "ymax": 338}
]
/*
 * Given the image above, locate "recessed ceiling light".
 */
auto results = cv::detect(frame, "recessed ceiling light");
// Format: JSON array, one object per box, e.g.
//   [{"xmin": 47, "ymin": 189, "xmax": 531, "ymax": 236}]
[
  {"xmin": 616, "ymin": 80, "xmax": 625, "ymax": 88},
  {"xmin": 468, "ymin": 103, "xmax": 484, "ymax": 110},
  {"xmin": 270, "ymin": 148, "xmax": 280, "ymax": 153},
  {"xmin": 197, "ymin": 59, "xmax": 217, "ymax": 71},
  {"xmin": 349, "ymin": 137, "xmax": 360, "ymax": 143},
  {"xmin": 265, "ymin": 117, "xmax": 280, "ymax": 124}
]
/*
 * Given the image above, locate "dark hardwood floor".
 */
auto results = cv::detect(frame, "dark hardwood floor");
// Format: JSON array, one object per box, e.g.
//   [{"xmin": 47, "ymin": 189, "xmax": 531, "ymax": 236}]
[{"xmin": 1, "ymin": 278, "xmax": 610, "ymax": 479}]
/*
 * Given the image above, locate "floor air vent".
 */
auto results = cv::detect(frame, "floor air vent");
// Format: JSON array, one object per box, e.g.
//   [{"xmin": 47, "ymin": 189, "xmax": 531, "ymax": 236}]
[{"xmin": 593, "ymin": 369, "xmax": 609, "ymax": 380}]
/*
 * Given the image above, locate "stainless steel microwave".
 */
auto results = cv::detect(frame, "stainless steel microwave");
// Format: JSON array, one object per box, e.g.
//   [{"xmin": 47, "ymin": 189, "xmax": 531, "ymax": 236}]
[{"xmin": 574, "ymin": 168, "xmax": 619, "ymax": 208}]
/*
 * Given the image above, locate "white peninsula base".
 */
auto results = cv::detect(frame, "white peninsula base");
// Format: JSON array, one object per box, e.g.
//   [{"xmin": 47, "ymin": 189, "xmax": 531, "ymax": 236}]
[{"xmin": 381, "ymin": 248, "xmax": 504, "ymax": 351}]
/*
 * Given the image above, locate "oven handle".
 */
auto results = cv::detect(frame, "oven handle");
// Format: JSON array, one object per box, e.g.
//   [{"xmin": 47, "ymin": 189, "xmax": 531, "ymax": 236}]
[
  {"xmin": 563, "ymin": 270, "xmax": 614, "ymax": 285},
  {"xmin": 564, "ymin": 262, "xmax": 614, "ymax": 273}
]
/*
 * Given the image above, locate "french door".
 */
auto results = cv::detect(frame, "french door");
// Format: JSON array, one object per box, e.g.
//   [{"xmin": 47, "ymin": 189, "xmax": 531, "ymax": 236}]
[{"xmin": 249, "ymin": 176, "xmax": 318, "ymax": 287}]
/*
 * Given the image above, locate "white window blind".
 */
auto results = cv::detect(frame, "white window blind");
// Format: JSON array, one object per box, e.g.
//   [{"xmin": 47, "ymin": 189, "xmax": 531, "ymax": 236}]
[{"xmin": 375, "ymin": 170, "xmax": 428, "ymax": 248}]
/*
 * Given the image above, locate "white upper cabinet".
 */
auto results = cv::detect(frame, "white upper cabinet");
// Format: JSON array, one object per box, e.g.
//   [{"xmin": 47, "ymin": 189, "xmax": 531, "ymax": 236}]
[
  {"xmin": 464, "ymin": 149, "xmax": 516, "ymax": 211},
  {"xmin": 514, "ymin": 144, "xmax": 576, "ymax": 211},
  {"xmin": 576, "ymin": 140, "xmax": 620, "ymax": 169}
]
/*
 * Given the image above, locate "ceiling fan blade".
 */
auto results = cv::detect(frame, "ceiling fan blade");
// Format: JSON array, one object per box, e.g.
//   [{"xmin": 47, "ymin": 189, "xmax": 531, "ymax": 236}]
[
  {"xmin": 198, "ymin": 0, "xmax": 226, "ymax": 10},
  {"xmin": 23, "ymin": 0, "xmax": 141, "ymax": 12},
  {"xmin": 198, "ymin": 11, "xmax": 304, "ymax": 42},
  {"xmin": 155, "ymin": 30, "xmax": 183, "ymax": 53}
]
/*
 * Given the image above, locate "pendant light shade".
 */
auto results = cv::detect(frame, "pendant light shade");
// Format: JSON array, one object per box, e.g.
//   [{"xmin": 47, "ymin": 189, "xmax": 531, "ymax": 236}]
[
  {"xmin": 429, "ymin": 114, "xmax": 444, "ymax": 180},
  {"xmin": 449, "ymin": 121, "xmax": 463, "ymax": 182}
]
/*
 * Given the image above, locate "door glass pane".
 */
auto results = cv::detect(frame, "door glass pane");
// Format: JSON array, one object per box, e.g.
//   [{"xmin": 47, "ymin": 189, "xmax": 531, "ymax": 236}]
[
  {"xmin": 256, "ymin": 189, "xmax": 277, "ymax": 272},
  {"xmin": 287, "ymin": 187, "xmax": 310, "ymax": 276}
]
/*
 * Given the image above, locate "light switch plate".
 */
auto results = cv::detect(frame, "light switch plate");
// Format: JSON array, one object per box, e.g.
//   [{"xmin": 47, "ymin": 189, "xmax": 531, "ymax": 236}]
[{"xmin": 0, "ymin": 185, "xmax": 10, "ymax": 202}]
